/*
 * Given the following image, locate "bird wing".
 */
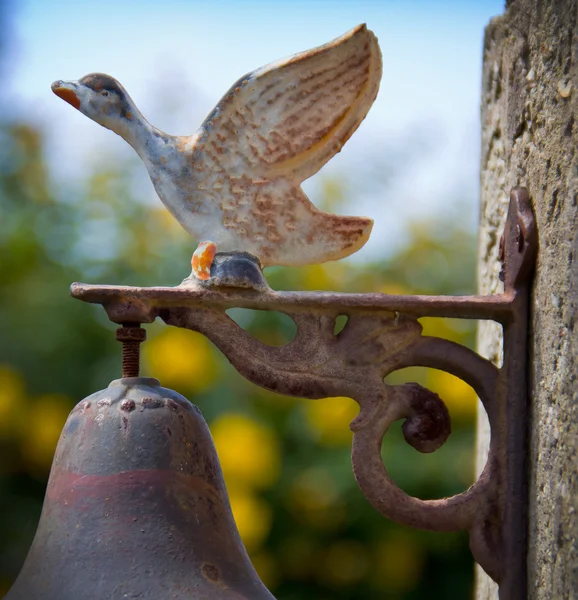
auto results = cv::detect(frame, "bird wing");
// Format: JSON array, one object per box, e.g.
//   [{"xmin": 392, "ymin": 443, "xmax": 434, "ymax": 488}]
[{"xmin": 191, "ymin": 24, "xmax": 382, "ymax": 182}]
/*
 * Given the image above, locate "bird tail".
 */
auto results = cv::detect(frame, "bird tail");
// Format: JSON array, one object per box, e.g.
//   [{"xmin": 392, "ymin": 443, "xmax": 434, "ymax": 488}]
[
  {"xmin": 309, "ymin": 211, "xmax": 374, "ymax": 263},
  {"xmin": 269, "ymin": 194, "xmax": 373, "ymax": 267},
  {"xmin": 257, "ymin": 183, "xmax": 373, "ymax": 267}
]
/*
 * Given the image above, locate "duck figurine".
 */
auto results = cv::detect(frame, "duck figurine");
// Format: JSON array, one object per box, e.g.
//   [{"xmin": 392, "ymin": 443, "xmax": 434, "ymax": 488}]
[{"xmin": 52, "ymin": 24, "xmax": 382, "ymax": 281}]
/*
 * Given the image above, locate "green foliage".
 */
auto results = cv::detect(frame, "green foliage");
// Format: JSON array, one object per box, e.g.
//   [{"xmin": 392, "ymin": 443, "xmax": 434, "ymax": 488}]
[{"xmin": 0, "ymin": 118, "xmax": 477, "ymax": 598}]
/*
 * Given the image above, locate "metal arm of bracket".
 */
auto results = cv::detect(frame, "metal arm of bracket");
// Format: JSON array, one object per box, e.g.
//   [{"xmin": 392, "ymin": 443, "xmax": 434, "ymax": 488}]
[{"xmin": 71, "ymin": 187, "xmax": 536, "ymax": 599}]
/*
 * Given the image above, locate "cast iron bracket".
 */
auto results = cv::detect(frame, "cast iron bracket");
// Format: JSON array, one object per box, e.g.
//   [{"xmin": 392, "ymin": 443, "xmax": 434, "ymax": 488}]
[{"xmin": 71, "ymin": 187, "xmax": 537, "ymax": 599}]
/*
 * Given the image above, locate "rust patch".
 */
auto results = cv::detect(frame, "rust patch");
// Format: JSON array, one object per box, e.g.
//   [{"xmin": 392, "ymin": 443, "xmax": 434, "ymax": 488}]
[
  {"xmin": 166, "ymin": 398, "xmax": 180, "ymax": 411},
  {"xmin": 201, "ymin": 563, "xmax": 220, "ymax": 582},
  {"xmin": 46, "ymin": 468, "xmax": 222, "ymax": 505},
  {"xmin": 120, "ymin": 399, "xmax": 136, "ymax": 412},
  {"xmin": 141, "ymin": 396, "xmax": 163, "ymax": 409}
]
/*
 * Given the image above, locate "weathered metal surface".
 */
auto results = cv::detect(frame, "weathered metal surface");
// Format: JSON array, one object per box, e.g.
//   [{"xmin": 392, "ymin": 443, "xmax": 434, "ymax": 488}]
[
  {"xmin": 72, "ymin": 284, "xmax": 512, "ymax": 321},
  {"xmin": 52, "ymin": 25, "xmax": 381, "ymax": 269},
  {"xmin": 68, "ymin": 187, "xmax": 537, "ymax": 596},
  {"xmin": 5, "ymin": 378, "xmax": 275, "ymax": 600}
]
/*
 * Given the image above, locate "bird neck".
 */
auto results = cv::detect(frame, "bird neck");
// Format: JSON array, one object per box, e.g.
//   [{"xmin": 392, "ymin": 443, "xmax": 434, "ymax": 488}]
[{"xmin": 113, "ymin": 105, "xmax": 172, "ymax": 164}]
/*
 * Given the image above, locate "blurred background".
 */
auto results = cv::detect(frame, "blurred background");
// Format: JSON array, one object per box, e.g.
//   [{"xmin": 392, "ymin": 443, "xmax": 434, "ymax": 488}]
[{"xmin": 0, "ymin": 0, "xmax": 502, "ymax": 598}]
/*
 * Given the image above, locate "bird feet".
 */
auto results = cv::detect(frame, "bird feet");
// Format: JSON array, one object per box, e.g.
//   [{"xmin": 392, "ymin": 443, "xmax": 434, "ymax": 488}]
[
  {"xmin": 191, "ymin": 241, "xmax": 217, "ymax": 281},
  {"xmin": 185, "ymin": 248, "xmax": 269, "ymax": 291}
]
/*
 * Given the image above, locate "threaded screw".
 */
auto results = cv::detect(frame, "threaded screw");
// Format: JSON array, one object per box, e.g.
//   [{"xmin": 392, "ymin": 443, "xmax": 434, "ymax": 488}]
[{"xmin": 116, "ymin": 324, "xmax": 146, "ymax": 378}]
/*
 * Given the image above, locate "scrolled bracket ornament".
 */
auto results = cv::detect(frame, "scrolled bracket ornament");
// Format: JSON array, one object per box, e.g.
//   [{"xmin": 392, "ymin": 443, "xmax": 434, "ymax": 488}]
[{"xmin": 72, "ymin": 187, "xmax": 536, "ymax": 600}]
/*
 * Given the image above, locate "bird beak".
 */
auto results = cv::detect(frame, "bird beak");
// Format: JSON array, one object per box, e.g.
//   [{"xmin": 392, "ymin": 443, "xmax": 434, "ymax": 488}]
[{"xmin": 51, "ymin": 80, "xmax": 81, "ymax": 110}]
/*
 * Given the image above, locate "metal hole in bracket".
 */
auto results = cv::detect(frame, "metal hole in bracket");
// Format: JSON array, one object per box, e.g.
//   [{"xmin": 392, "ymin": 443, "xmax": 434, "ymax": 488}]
[
  {"xmin": 225, "ymin": 308, "xmax": 297, "ymax": 346},
  {"xmin": 333, "ymin": 314, "xmax": 349, "ymax": 335}
]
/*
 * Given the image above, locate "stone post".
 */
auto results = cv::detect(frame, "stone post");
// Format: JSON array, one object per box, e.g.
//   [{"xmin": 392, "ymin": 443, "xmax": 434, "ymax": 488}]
[{"xmin": 477, "ymin": 1, "xmax": 577, "ymax": 598}]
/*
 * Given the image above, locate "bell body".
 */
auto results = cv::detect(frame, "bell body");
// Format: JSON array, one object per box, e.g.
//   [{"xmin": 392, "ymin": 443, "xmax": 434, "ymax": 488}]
[{"xmin": 6, "ymin": 377, "xmax": 275, "ymax": 599}]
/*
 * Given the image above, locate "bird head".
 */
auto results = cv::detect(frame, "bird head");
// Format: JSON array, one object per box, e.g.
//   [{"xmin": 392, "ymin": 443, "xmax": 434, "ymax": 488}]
[{"xmin": 51, "ymin": 73, "xmax": 136, "ymax": 134}]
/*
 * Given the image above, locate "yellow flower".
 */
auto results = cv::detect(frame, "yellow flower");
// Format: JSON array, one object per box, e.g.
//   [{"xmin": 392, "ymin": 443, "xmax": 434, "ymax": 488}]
[
  {"xmin": 143, "ymin": 327, "xmax": 217, "ymax": 392},
  {"xmin": 320, "ymin": 541, "xmax": 369, "ymax": 587},
  {"xmin": 373, "ymin": 532, "xmax": 423, "ymax": 592},
  {"xmin": 23, "ymin": 394, "xmax": 71, "ymax": 471},
  {"xmin": 288, "ymin": 468, "xmax": 346, "ymax": 531},
  {"xmin": 292, "ymin": 468, "xmax": 338, "ymax": 508},
  {"xmin": 211, "ymin": 413, "xmax": 280, "ymax": 489},
  {"xmin": 0, "ymin": 365, "xmax": 26, "ymax": 439},
  {"xmin": 301, "ymin": 263, "xmax": 345, "ymax": 291},
  {"xmin": 419, "ymin": 317, "xmax": 472, "ymax": 344},
  {"xmin": 227, "ymin": 485, "xmax": 272, "ymax": 552},
  {"xmin": 305, "ymin": 396, "xmax": 359, "ymax": 446}
]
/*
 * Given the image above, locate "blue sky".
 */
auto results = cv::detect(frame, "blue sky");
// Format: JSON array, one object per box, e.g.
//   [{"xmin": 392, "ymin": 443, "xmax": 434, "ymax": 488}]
[{"xmin": 4, "ymin": 0, "xmax": 504, "ymax": 257}]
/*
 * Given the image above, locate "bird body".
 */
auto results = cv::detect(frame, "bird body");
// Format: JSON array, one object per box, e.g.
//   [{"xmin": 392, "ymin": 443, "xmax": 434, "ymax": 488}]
[{"xmin": 52, "ymin": 24, "xmax": 382, "ymax": 269}]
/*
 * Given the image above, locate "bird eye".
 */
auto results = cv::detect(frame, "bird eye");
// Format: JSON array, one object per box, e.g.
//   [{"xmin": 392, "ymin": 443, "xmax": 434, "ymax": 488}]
[{"xmin": 100, "ymin": 90, "xmax": 109, "ymax": 97}]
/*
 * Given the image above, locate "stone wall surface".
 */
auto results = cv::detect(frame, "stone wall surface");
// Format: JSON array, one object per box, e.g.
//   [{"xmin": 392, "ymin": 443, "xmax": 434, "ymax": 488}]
[{"xmin": 477, "ymin": 1, "xmax": 577, "ymax": 598}]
